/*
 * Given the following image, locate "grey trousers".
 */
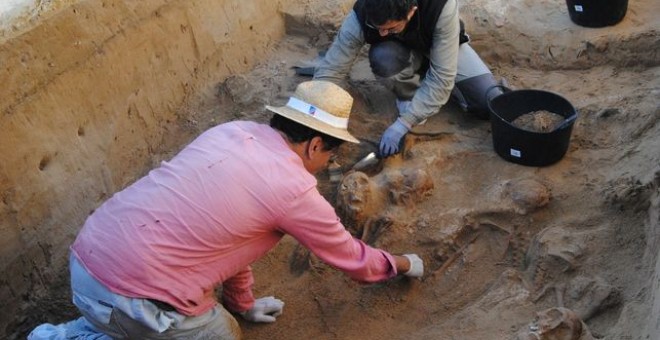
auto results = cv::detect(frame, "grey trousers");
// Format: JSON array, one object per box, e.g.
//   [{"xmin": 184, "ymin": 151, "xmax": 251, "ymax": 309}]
[
  {"xmin": 29, "ymin": 255, "xmax": 242, "ymax": 340},
  {"xmin": 369, "ymin": 41, "xmax": 501, "ymax": 119}
]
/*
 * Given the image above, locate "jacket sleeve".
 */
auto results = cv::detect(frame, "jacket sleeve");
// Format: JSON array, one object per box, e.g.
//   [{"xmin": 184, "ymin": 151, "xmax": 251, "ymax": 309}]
[
  {"xmin": 400, "ymin": 0, "xmax": 460, "ymax": 127},
  {"xmin": 277, "ymin": 187, "xmax": 398, "ymax": 283},
  {"xmin": 314, "ymin": 11, "xmax": 365, "ymax": 84},
  {"xmin": 221, "ymin": 265, "xmax": 255, "ymax": 313}
]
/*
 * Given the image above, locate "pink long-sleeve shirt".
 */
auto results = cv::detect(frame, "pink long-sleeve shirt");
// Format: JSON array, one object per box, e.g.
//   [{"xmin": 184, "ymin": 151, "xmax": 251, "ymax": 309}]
[{"xmin": 71, "ymin": 121, "xmax": 397, "ymax": 316}]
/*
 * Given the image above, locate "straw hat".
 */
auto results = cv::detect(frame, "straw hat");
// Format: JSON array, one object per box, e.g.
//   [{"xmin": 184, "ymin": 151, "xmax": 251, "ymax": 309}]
[{"xmin": 266, "ymin": 80, "xmax": 360, "ymax": 143}]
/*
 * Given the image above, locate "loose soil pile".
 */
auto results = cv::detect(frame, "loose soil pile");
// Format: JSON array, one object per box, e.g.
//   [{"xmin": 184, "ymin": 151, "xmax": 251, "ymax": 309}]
[{"xmin": 511, "ymin": 110, "xmax": 566, "ymax": 132}]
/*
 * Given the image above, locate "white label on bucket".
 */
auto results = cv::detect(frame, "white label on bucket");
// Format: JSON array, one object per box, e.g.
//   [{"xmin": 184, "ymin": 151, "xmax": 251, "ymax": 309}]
[
  {"xmin": 574, "ymin": 5, "xmax": 583, "ymax": 12},
  {"xmin": 510, "ymin": 149, "xmax": 521, "ymax": 158}
]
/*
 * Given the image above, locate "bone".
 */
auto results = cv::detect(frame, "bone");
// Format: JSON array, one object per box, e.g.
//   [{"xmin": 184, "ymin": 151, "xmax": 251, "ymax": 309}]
[{"xmin": 515, "ymin": 307, "xmax": 595, "ymax": 340}]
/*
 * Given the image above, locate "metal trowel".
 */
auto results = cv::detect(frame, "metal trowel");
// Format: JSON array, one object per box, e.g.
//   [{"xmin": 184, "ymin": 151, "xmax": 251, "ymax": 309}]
[{"xmin": 351, "ymin": 152, "xmax": 382, "ymax": 171}]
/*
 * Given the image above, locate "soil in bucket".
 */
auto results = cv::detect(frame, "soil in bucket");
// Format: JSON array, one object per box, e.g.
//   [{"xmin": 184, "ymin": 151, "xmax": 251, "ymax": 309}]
[
  {"xmin": 487, "ymin": 88, "xmax": 578, "ymax": 167},
  {"xmin": 511, "ymin": 110, "xmax": 565, "ymax": 133}
]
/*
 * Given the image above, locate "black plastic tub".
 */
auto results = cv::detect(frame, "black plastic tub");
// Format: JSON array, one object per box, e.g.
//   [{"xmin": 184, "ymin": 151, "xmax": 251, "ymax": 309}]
[
  {"xmin": 566, "ymin": 0, "xmax": 628, "ymax": 27},
  {"xmin": 487, "ymin": 88, "xmax": 578, "ymax": 167}
]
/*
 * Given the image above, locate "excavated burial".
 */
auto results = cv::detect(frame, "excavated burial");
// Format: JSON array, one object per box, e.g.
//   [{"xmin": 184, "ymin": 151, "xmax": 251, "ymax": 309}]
[{"xmin": 2, "ymin": 0, "xmax": 658, "ymax": 339}]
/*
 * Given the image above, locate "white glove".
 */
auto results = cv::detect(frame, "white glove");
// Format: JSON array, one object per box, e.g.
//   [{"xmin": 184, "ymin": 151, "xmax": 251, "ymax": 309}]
[
  {"xmin": 402, "ymin": 254, "xmax": 424, "ymax": 278},
  {"xmin": 240, "ymin": 296, "xmax": 284, "ymax": 323}
]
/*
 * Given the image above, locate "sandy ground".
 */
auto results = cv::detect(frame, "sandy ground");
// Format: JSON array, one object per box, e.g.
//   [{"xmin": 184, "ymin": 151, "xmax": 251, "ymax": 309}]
[
  {"xmin": 214, "ymin": 1, "xmax": 660, "ymax": 337},
  {"xmin": 8, "ymin": 0, "xmax": 659, "ymax": 338}
]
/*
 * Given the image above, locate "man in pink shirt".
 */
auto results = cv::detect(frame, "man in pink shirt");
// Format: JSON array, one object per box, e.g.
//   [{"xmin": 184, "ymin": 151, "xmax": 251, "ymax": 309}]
[{"xmin": 29, "ymin": 80, "xmax": 423, "ymax": 339}]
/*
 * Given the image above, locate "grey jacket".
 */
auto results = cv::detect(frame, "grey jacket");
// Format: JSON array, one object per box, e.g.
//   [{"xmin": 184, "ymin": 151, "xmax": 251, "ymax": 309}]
[{"xmin": 314, "ymin": 0, "xmax": 460, "ymax": 126}]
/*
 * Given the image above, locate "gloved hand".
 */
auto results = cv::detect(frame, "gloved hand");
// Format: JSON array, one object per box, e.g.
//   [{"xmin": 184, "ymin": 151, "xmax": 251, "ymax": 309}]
[
  {"xmin": 240, "ymin": 296, "xmax": 284, "ymax": 323},
  {"xmin": 402, "ymin": 254, "xmax": 424, "ymax": 277},
  {"xmin": 379, "ymin": 118, "xmax": 410, "ymax": 157}
]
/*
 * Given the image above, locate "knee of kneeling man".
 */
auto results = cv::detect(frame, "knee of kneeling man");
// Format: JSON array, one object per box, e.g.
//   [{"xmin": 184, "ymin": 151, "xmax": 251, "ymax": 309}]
[{"xmin": 369, "ymin": 41, "xmax": 411, "ymax": 78}]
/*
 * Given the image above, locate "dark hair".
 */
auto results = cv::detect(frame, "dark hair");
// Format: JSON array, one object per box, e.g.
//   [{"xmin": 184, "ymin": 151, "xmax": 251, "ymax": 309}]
[
  {"xmin": 364, "ymin": 0, "xmax": 417, "ymax": 26},
  {"xmin": 269, "ymin": 114, "xmax": 344, "ymax": 151}
]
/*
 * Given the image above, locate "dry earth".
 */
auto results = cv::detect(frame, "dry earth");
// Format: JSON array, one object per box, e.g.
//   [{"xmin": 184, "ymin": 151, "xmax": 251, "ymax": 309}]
[{"xmin": 3, "ymin": 0, "xmax": 659, "ymax": 339}]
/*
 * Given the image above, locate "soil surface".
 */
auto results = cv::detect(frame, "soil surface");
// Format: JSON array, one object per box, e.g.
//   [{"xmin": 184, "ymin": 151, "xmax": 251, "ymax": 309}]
[
  {"xmin": 511, "ymin": 110, "xmax": 566, "ymax": 132},
  {"xmin": 9, "ymin": 0, "xmax": 660, "ymax": 339}
]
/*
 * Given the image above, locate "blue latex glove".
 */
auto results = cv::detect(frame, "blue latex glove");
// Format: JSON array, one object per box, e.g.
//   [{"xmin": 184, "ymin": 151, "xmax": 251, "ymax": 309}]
[{"xmin": 379, "ymin": 118, "xmax": 410, "ymax": 157}]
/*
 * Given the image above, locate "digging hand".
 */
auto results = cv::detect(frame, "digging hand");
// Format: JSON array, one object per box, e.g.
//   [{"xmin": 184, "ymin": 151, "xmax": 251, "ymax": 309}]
[
  {"xmin": 403, "ymin": 254, "xmax": 424, "ymax": 278},
  {"xmin": 240, "ymin": 296, "xmax": 284, "ymax": 323},
  {"xmin": 379, "ymin": 118, "xmax": 410, "ymax": 157}
]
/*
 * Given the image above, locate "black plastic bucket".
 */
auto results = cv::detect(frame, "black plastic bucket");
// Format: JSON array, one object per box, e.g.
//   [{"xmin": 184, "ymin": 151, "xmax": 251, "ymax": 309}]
[
  {"xmin": 566, "ymin": 0, "xmax": 628, "ymax": 27},
  {"xmin": 487, "ymin": 88, "xmax": 578, "ymax": 167}
]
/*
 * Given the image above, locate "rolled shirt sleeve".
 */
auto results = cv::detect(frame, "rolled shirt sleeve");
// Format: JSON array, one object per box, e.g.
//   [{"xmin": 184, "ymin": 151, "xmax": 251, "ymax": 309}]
[{"xmin": 221, "ymin": 266, "xmax": 255, "ymax": 313}]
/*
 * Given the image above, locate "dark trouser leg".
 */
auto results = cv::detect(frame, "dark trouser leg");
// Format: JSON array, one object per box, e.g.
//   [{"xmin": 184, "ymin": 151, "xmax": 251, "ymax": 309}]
[
  {"xmin": 452, "ymin": 73, "xmax": 502, "ymax": 119},
  {"xmin": 453, "ymin": 43, "xmax": 502, "ymax": 119},
  {"xmin": 370, "ymin": 40, "xmax": 502, "ymax": 119},
  {"xmin": 369, "ymin": 41, "xmax": 425, "ymax": 100},
  {"xmin": 369, "ymin": 40, "xmax": 412, "ymax": 78}
]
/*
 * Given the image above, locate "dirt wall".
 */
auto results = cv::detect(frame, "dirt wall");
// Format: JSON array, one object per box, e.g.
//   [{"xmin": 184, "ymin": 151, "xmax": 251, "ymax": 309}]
[{"xmin": 0, "ymin": 0, "xmax": 298, "ymax": 334}]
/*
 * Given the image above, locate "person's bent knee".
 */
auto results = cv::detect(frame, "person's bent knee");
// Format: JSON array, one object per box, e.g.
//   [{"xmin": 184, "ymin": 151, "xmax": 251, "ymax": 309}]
[
  {"xmin": 194, "ymin": 305, "xmax": 242, "ymax": 340},
  {"xmin": 369, "ymin": 41, "xmax": 412, "ymax": 78}
]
